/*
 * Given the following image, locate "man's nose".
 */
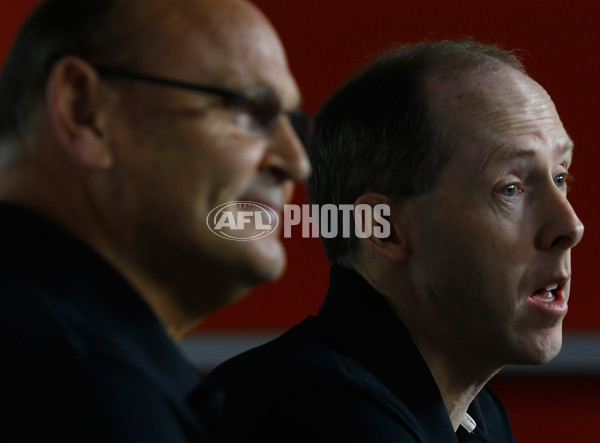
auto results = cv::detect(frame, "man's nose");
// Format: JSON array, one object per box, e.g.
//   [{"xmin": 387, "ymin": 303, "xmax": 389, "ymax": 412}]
[
  {"xmin": 536, "ymin": 186, "xmax": 584, "ymax": 251},
  {"xmin": 263, "ymin": 116, "xmax": 311, "ymax": 182}
]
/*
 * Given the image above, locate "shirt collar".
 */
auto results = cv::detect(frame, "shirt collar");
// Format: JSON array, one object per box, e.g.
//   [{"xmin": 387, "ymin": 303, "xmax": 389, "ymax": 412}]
[
  {"xmin": 318, "ymin": 265, "xmax": 459, "ymax": 441},
  {"xmin": 461, "ymin": 412, "xmax": 477, "ymax": 433}
]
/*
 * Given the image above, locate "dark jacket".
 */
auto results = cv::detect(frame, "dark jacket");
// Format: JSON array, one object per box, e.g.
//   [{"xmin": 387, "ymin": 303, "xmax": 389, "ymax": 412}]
[
  {"xmin": 204, "ymin": 265, "xmax": 517, "ymax": 442},
  {"xmin": 0, "ymin": 203, "xmax": 209, "ymax": 442}
]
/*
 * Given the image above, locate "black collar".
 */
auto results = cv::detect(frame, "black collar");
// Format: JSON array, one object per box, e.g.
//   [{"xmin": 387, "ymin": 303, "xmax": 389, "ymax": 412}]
[{"xmin": 318, "ymin": 265, "xmax": 461, "ymax": 441}]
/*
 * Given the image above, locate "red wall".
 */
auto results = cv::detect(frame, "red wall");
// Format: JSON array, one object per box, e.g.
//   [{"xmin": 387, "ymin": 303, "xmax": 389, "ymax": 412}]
[
  {"xmin": 204, "ymin": 0, "xmax": 600, "ymax": 332},
  {"xmin": 3, "ymin": 1, "xmax": 599, "ymax": 441}
]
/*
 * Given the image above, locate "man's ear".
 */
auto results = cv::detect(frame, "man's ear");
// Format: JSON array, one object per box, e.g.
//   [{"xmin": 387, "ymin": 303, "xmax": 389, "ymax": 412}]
[
  {"xmin": 354, "ymin": 193, "xmax": 410, "ymax": 262},
  {"xmin": 46, "ymin": 56, "xmax": 113, "ymax": 169}
]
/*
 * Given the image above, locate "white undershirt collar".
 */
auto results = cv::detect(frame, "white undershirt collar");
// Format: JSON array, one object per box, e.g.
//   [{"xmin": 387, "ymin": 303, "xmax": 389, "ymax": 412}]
[{"xmin": 460, "ymin": 412, "xmax": 477, "ymax": 433}]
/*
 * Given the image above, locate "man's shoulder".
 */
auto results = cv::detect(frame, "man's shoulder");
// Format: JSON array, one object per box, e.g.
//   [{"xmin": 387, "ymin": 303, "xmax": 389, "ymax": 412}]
[
  {"xmin": 0, "ymin": 277, "xmax": 96, "ymax": 437},
  {"xmin": 0, "ymin": 275, "xmax": 70, "ymax": 351},
  {"xmin": 0, "ymin": 278, "xmax": 203, "ymax": 442},
  {"xmin": 205, "ymin": 316, "xmax": 422, "ymax": 441},
  {"xmin": 207, "ymin": 315, "xmax": 374, "ymax": 392},
  {"xmin": 0, "ymin": 275, "xmax": 99, "ymax": 396}
]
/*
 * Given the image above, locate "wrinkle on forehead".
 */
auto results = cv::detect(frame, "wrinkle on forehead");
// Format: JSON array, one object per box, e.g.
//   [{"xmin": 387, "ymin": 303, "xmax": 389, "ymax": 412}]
[
  {"xmin": 430, "ymin": 69, "xmax": 557, "ymax": 137},
  {"xmin": 426, "ymin": 67, "xmax": 569, "ymax": 174}
]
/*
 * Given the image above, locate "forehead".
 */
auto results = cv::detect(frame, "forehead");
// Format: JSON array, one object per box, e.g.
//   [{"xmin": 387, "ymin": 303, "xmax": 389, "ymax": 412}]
[
  {"xmin": 427, "ymin": 68, "xmax": 571, "ymax": 171},
  {"xmin": 125, "ymin": 0, "xmax": 300, "ymax": 107}
]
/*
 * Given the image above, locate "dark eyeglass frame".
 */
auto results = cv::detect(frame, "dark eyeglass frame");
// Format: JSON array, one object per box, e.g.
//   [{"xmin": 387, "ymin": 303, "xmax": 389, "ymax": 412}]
[{"xmin": 91, "ymin": 64, "xmax": 311, "ymax": 145}]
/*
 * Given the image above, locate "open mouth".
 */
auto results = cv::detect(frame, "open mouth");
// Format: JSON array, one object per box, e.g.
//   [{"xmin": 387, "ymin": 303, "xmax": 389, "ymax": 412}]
[
  {"xmin": 528, "ymin": 279, "xmax": 569, "ymax": 316},
  {"xmin": 531, "ymin": 283, "xmax": 558, "ymax": 302}
]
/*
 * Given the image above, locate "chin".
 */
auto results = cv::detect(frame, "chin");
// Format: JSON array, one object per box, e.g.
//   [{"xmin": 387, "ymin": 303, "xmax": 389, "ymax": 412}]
[
  {"xmin": 247, "ymin": 236, "xmax": 288, "ymax": 282},
  {"xmin": 514, "ymin": 326, "xmax": 564, "ymax": 365},
  {"xmin": 219, "ymin": 235, "xmax": 287, "ymax": 298}
]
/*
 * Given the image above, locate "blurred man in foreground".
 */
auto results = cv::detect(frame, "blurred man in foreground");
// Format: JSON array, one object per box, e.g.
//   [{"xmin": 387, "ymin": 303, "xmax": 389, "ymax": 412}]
[
  {"xmin": 206, "ymin": 40, "xmax": 584, "ymax": 442},
  {"xmin": 0, "ymin": 0, "xmax": 310, "ymax": 440}
]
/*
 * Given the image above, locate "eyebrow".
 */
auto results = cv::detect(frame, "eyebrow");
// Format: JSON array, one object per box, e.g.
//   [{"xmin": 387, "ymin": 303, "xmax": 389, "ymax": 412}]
[
  {"xmin": 496, "ymin": 139, "xmax": 574, "ymax": 161},
  {"xmin": 475, "ymin": 139, "xmax": 575, "ymax": 177}
]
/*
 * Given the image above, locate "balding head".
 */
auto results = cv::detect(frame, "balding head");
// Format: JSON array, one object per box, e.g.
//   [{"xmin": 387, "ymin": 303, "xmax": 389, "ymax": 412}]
[
  {"xmin": 308, "ymin": 40, "xmax": 525, "ymax": 266},
  {"xmin": 425, "ymin": 66, "xmax": 566, "ymax": 175},
  {"xmin": 0, "ymin": 0, "xmax": 296, "ymax": 143},
  {"xmin": 120, "ymin": 0, "xmax": 298, "ymax": 107},
  {"xmin": 0, "ymin": 0, "xmax": 309, "ymax": 336}
]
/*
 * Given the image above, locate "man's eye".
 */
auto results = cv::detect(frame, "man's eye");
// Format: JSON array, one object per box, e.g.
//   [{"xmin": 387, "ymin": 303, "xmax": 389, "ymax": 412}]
[
  {"xmin": 500, "ymin": 184, "xmax": 519, "ymax": 197},
  {"xmin": 554, "ymin": 173, "xmax": 569, "ymax": 190},
  {"xmin": 240, "ymin": 86, "xmax": 281, "ymax": 132}
]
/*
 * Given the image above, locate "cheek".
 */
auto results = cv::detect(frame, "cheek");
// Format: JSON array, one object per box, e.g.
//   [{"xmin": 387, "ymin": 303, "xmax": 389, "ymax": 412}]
[
  {"xmin": 161, "ymin": 120, "xmax": 267, "ymax": 207},
  {"xmin": 201, "ymin": 146, "xmax": 266, "ymax": 206},
  {"xmin": 439, "ymin": 212, "xmax": 530, "ymax": 315},
  {"xmin": 447, "ymin": 195, "xmax": 529, "ymax": 252},
  {"xmin": 416, "ymin": 201, "xmax": 522, "ymax": 287},
  {"xmin": 212, "ymin": 135, "xmax": 278, "ymax": 201}
]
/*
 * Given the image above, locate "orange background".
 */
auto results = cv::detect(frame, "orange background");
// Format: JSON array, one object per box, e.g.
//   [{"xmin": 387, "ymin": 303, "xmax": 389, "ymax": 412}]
[{"xmin": 2, "ymin": 1, "xmax": 599, "ymax": 441}]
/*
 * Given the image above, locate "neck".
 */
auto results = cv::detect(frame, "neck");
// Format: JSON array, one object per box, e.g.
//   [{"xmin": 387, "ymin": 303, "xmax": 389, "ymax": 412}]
[
  {"xmin": 0, "ymin": 147, "xmax": 243, "ymax": 341},
  {"xmin": 412, "ymin": 337, "xmax": 501, "ymax": 430},
  {"xmin": 358, "ymin": 266, "xmax": 503, "ymax": 432},
  {"xmin": 103, "ymin": 251, "xmax": 252, "ymax": 341}
]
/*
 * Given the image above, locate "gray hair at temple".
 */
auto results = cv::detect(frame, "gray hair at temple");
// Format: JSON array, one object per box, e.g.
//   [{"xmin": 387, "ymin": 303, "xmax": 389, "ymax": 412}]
[{"xmin": 306, "ymin": 40, "xmax": 524, "ymax": 266}]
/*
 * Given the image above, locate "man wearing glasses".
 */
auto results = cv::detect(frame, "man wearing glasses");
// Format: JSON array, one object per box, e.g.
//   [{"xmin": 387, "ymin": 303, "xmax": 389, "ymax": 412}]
[{"xmin": 0, "ymin": 0, "xmax": 309, "ymax": 440}]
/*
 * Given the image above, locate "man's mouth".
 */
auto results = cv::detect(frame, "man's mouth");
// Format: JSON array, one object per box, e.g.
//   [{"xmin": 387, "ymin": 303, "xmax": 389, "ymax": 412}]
[
  {"xmin": 531, "ymin": 283, "xmax": 559, "ymax": 302},
  {"xmin": 528, "ymin": 279, "xmax": 569, "ymax": 316}
]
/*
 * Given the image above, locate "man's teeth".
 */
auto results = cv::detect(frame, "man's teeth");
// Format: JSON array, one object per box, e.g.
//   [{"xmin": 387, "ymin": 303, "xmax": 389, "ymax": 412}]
[{"xmin": 545, "ymin": 283, "xmax": 558, "ymax": 291}]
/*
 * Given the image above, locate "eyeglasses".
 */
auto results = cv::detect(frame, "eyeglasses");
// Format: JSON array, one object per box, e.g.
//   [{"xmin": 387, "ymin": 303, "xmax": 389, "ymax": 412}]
[{"xmin": 91, "ymin": 64, "xmax": 312, "ymax": 146}]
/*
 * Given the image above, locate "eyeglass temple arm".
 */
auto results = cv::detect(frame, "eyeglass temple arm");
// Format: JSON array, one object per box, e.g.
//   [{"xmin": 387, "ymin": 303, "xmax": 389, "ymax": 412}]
[{"xmin": 92, "ymin": 64, "xmax": 245, "ymax": 104}]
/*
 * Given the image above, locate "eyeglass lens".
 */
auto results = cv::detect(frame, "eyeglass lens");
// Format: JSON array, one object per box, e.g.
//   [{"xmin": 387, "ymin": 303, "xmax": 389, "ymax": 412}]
[{"xmin": 238, "ymin": 87, "xmax": 311, "ymax": 146}]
